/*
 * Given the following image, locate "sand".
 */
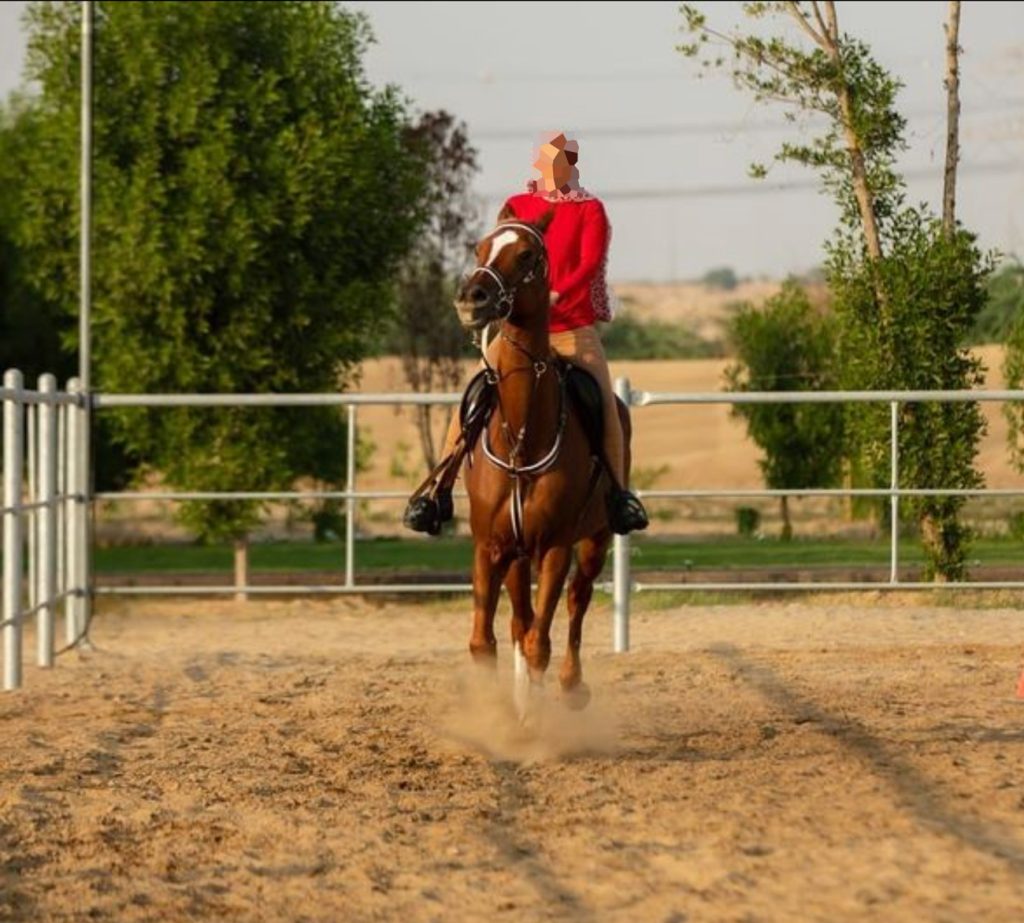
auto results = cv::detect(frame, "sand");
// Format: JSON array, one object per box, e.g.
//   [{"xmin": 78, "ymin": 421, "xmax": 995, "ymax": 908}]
[{"xmin": 3, "ymin": 596, "xmax": 1024, "ymax": 922}]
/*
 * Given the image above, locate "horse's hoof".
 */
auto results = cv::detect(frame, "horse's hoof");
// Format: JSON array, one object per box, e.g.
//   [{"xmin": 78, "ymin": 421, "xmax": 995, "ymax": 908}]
[{"xmin": 561, "ymin": 682, "xmax": 591, "ymax": 711}]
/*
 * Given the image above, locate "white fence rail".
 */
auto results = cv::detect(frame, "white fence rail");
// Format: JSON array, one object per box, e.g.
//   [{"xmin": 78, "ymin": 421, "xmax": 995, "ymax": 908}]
[{"xmin": 5, "ymin": 369, "xmax": 1024, "ymax": 688}]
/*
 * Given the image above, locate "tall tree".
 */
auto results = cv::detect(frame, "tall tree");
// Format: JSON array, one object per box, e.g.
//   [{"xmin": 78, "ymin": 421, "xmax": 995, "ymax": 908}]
[
  {"xmin": 681, "ymin": 1, "xmax": 993, "ymax": 580},
  {"xmin": 15, "ymin": 1, "xmax": 428, "ymax": 558},
  {"xmin": 725, "ymin": 280, "xmax": 844, "ymax": 540},
  {"xmin": 389, "ymin": 110, "xmax": 480, "ymax": 470},
  {"xmin": 0, "ymin": 99, "xmax": 69, "ymax": 383}
]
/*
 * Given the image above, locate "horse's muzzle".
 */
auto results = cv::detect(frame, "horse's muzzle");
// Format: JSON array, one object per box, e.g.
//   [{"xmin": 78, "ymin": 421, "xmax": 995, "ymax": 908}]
[{"xmin": 454, "ymin": 287, "xmax": 498, "ymax": 331}]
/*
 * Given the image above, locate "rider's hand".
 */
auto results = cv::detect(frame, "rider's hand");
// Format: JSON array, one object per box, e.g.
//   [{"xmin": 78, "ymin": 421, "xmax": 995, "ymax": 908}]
[{"xmin": 550, "ymin": 290, "xmax": 561, "ymax": 306}]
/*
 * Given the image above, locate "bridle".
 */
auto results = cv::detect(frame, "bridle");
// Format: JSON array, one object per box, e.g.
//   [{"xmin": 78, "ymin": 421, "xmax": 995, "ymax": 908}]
[{"xmin": 465, "ymin": 222, "xmax": 549, "ymax": 330}]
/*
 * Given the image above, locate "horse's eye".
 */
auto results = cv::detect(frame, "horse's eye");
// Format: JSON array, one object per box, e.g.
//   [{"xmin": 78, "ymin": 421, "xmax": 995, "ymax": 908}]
[{"xmin": 518, "ymin": 251, "xmax": 533, "ymax": 264}]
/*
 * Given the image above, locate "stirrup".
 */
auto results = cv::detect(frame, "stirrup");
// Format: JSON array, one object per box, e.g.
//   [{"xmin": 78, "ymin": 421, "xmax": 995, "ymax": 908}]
[{"xmin": 606, "ymin": 488, "xmax": 649, "ymax": 536}]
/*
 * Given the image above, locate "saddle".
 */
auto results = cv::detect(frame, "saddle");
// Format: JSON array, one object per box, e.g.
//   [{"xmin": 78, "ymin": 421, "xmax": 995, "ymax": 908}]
[{"xmin": 458, "ymin": 360, "xmax": 605, "ymax": 462}]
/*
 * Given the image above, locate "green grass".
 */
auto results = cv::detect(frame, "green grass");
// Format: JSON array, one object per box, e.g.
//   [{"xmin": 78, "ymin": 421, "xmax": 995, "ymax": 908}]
[{"xmin": 93, "ymin": 535, "xmax": 1024, "ymax": 575}]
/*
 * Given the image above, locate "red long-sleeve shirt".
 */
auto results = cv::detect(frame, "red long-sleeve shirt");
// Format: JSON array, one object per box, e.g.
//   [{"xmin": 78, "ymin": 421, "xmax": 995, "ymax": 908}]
[{"xmin": 502, "ymin": 193, "xmax": 610, "ymax": 332}]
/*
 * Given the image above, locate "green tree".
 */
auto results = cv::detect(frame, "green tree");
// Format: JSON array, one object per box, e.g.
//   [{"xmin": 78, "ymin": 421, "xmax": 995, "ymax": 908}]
[
  {"xmin": 0, "ymin": 99, "xmax": 68, "ymax": 383},
  {"xmin": 681, "ymin": 1, "xmax": 992, "ymax": 580},
  {"xmin": 1000, "ymin": 274, "xmax": 1024, "ymax": 476},
  {"xmin": 388, "ymin": 110, "xmax": 480, "ymax": 471},
  {"xmin": 701, "ymin": 266, "xmax": 739, "ymax": 291},
  {"xmin": 725, "ymin": 280, "xmax": 844, "ymax": 540},
  {"xmin": 1, "ymin": 97, "xmax": 139, "ymax": 491},
  {"xmin": 15, "ymin": 1, "xmax": 428, "ymax": 550},
  {"xmin": 600, "ymin": 311, "xmax": 723, "ymax": 360},
  {"xmin": 972, "ymin": 259, "xmax": 1024, "ymax": 344}
]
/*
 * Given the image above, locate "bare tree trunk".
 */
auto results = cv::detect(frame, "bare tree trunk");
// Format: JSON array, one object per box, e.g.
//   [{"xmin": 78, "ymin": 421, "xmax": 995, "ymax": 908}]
[
  {"xmin": 780, "ymin": 495, "xmax": 793, "ymax": 542},
  {"xmin": 234, "ymin": 537, "xmax": 249, "ymax": 603},
  {"xmin": 415, "ymin": 405, "xmax": 437, "ymax": 471},
  {"xmin": 918, "ymin": 1, "xmax": 964, "ymax": 582},
  {"xmin": 942, "ymin": 0, "xmax": 962, "ymax": 236},
  {"xmin": 821, "ymin": 2, "xmax": 885, "ymax": 266},
  {"xmin": 920, "ymin": 513, "xmax": 950, "ymax": 584}
]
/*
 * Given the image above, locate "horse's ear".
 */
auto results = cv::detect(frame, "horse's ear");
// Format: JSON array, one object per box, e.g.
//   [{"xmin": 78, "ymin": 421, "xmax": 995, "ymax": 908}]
[
  {"xmin": 496, "ymin": 203, "xmax": 516, "ymax": 223},
  {"xmin": 535, "ymin": 207, "xmax": 555, "ymax": 234}
]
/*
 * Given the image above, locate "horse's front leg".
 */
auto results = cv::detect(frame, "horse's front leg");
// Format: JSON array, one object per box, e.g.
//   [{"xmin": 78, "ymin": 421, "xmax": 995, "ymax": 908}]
[
  {"xmin": 505, "ymin": 556, "xmax": 536, "ymax": 721},
  {"xmin": 469, "ymin": 540, "xmax": 506, "ymax": 665},
  {"xmin": 523, "ymin": 545, "xmax": 573, "ymax": 682},
  {"xmin": 505, "ymin": 557, "xmax": 534, "ymax": 649}
]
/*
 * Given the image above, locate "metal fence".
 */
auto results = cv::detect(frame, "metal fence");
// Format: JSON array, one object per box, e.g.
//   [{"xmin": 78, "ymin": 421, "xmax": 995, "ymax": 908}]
[
  {"xmin": 1, "ymin": 372, "xmax": 90, "ymax": 691},
  {"xmin": 4, "ymin": 370, "xmax": 1024, "ymax": 689}
]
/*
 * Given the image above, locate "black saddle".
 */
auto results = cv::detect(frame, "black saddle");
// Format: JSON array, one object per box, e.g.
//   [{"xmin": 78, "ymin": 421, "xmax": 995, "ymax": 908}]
[{"xmin": 457, "ymin": 361, "xmax": 606, "ymax": 461}]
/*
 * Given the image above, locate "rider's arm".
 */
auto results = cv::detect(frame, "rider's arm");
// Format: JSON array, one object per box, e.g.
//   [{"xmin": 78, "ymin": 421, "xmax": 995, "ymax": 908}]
[{"xmin": 554, "ymin": 201, "xmax": 609, "ymax": 303}]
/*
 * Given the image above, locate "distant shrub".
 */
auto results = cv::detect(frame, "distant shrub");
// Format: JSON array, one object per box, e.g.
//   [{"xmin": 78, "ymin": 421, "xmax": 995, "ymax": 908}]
[
  {"xmin": 702, "ymin": 267, "xmax": 739, "ymax": 291},
  {"xmin": 601, "ymin": 312, "xmax": 723, "ymax": 360}
]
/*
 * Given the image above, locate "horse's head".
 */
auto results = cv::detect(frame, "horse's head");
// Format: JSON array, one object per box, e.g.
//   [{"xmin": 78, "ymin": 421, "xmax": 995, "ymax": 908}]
[{"xmin": 455, "ymin": 206, "xmax": 554, "ymax": 331}]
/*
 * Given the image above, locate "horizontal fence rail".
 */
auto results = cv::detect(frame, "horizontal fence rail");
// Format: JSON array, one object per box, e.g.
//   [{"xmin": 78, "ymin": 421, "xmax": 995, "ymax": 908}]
[{"xmin": 7, "ymin": 368, "xmax": 1024, "ymax": 689}]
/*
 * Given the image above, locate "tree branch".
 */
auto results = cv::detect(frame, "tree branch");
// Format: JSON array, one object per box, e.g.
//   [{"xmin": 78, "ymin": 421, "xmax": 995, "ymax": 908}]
[
  {"xmin": 942, "ymin": 0, "xmax": 962, "ymax": 236},
  {"xmin": 822, "ymin": 1, "xmax": 839, "ymax": 43},
  {"xmin": 784, "ymin": 1, "xmax": 830, "ymax": 51},
  {"xmin": 809, "ymin": 1, "xmax": 831, "ymax": 44}
]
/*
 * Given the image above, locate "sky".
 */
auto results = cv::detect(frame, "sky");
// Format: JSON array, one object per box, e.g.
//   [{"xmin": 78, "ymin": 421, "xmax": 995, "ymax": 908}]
[{"xmin": 1, "ymin": 1, "xmax": 1022, "ymax": 282}]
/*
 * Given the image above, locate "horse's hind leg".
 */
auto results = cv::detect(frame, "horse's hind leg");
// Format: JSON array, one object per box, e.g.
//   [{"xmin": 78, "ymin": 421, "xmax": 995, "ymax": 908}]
[{"xmin": 560, "ymin": 531, "xmax": 612, "ymax": 709}]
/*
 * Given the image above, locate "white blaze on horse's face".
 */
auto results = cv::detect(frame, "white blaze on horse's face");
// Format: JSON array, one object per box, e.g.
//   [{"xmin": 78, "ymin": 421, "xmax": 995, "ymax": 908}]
[{"xmin": 485, "ymin": 229, "xmax": 521, "ymax": 268}]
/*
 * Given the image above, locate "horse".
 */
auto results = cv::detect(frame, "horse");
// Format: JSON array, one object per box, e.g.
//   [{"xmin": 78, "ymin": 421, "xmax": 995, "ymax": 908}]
[{"xmin": 452, "ymin": 205, "xmax": 633, "ymax": 716}]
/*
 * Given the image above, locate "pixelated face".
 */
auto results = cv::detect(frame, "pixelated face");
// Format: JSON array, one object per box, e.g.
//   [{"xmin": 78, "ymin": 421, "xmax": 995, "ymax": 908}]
[
  {"xmin": 533, "ymin": 133, "xmax": 579, "ymax": 192},
  {"xmin": 454, "ymin": 208, "xmax": 553, "ymax": 329}
]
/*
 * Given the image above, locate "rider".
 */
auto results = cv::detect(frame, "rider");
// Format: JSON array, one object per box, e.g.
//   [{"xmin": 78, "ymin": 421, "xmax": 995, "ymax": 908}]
[{"xmin": 404, "ymin": 132, "xmax": 649, "ymax": 536}]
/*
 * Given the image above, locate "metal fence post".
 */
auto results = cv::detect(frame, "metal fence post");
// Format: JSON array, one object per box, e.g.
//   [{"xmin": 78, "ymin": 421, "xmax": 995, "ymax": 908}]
[
  {"xmin": 27, "ymin": 400, "xmax": 37, "ymax": 618},
  {"xmin": 57, "ymin": 399, "xmax": 69, "ymax": 641},
  {"xmin": 890, "ymin": 400, "xmax": 899, "ymax": 585},
  {"xmin": 3, "ymin": 370, "xmax": 25, "ymax": 690},
  {"xmin": 345, "ymin": 403, "xmax": 357, "ymax": 588},
  {"xmin": 66, "ymin": 378, "xmax": 82, "ymax": 644},
  {"xmin": 79, "ymin": 389, "xmax": 92, "ymax": 643},
  {"xmin": 613, "ymin": 376, "xmax": 631, "ymax": 653},
  {"xmin": 37, "ymin": 375, "xmax": 58, "ymax": 667}
]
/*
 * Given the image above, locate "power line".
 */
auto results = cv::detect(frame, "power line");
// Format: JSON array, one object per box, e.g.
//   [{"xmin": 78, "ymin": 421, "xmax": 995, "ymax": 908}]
[
  {"xmin": 480, "ymin": 159, "xmax": 1022, "ymax": 203},
  {"xmin": 470, "ymin": 101, "xmax": 1024, "ymax": 142}
]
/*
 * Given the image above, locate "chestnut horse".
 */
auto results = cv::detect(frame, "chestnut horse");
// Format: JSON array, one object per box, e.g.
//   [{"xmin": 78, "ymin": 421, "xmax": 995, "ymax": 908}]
[{"xmin": 453, "ymin": 206, "xmax": 632, "ymax": 713}]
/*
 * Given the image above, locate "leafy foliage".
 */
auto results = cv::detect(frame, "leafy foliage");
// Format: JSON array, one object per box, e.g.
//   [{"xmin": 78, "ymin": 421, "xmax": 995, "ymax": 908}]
[
  {"xmin": 701, "ymin": 266, "xmax": 739, "ymax": 291},
  {"xmin": 601, "ymin": 312, "xmax": 723, "ymax": 360},
  {"xmin": 0, "ymin": 99, "xmax": 69, "ymax": 383},
  {"xmin": 971, "ymin": 259, "xmax": 1024, "ymax": 344},
  {"xmin": 14, "ymin": 1, "xmax": 428, "ymax": 541},
  {"xmin": 725, "ymin": 280, "xmax": 844, "ymax": 539}
]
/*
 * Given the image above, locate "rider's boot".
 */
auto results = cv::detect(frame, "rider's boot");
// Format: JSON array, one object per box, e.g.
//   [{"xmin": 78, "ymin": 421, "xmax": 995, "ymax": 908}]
[
  {"xmin": 403, "ymin": 453, "xmax": 460, "ymax": 536},
  {"xmin": 605, "ymin": 486, "xmax": 650, "ymax": 535}
]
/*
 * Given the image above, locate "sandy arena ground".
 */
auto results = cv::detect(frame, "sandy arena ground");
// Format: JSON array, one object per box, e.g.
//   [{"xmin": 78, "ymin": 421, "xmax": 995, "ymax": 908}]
[{"xmin": 2, "ymin": 596, "xmax": 1024, "ymax": 922}]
